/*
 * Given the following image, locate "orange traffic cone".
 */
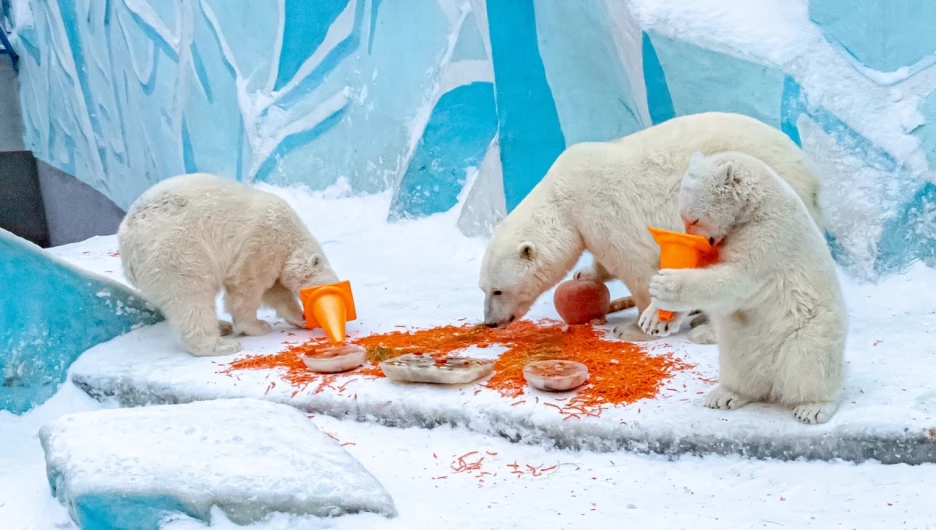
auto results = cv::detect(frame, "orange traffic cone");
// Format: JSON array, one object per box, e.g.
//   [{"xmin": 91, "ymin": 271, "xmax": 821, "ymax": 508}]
[
  {"xmin": 300, "ymin": 280, "xmax": 357, "ymax": 344},
  {"xmin": 648, "ymin": 227, "xmax": 718, "ymax": 322}
]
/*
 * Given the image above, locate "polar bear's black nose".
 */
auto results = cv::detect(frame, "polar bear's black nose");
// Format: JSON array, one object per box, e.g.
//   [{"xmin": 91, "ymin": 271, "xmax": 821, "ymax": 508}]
[{"xmin": 485, "ymin": 321, "xmax": 498, "ymax": 328}]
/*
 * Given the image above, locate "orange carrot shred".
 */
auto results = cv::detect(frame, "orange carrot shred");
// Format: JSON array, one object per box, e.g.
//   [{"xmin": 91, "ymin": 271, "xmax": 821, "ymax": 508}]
[{"xmin": 220, "ymin": 320, "xmax": 692, "ymax": 415}]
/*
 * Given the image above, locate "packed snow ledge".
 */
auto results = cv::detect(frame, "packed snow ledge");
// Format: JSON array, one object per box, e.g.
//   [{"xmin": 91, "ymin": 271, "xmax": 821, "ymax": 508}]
[{"xmin": 51, "ymin": 188, "xmax": 936, "ymax": 465}]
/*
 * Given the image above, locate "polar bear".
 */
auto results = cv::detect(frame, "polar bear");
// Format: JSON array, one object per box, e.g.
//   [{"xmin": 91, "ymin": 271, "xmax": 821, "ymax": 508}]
[
  {"xmin": 118, "ymin": 173, "xmax": 339, "ymax": 357},
  {"xmin": 479, "ymin": 112, "xmax": 823, "ymax": 343},
  {"xmin": 644, "ymin": 151, "xmax": 846, "ymax": 424}
]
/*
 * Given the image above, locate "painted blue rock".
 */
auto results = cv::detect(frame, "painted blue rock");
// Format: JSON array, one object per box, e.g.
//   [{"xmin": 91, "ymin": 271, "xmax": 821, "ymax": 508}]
[
  {"xmin": 0, "ymin": 228, "xmax": 162, "ymax": 414},
  {"xmin": 810, "ymin": 0, "xmax": 936, "ymax": 73},
  {"xmin": 388, "ymin": 81, "xmax": 498, "ymax": 220},
  {"xmin": 39, "ymin": 399, "xmax": 397, "ymax": 529},
  {"xmin": 643, "ymin": 30, "xmax": 785, "ymax": 129},
  {"xmin": 487, "ymin": 0, "xmax": 567, "ymax": 212},
  {"xmin": 532, "ymin": 0, "xmax": 644, "ymax": 145}
]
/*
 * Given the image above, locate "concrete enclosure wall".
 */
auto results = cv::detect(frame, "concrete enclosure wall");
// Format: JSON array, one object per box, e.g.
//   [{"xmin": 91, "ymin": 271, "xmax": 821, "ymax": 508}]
[{"xmin": 7, "ymin": 0, "xmax": 936, "ymax": 279}]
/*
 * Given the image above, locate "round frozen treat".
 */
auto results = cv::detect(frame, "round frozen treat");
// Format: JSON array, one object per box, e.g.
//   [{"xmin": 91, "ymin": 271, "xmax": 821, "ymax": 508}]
[
  {"xmin": 301, "ymin": 344, "xmax": 367, "ymax": 373},
  {"xmin": 523, "ymin": 360, "xmax": 588, "ymax": 392}
]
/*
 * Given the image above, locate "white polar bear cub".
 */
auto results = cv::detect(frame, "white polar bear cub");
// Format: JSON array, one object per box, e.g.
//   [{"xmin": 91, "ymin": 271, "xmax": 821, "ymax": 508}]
[
  {"xmin": 644, "ymin": 151, "xmax": 847, "ymax": 424},
  {"xmin": 118, "ymin": 173, "xmax": 339, "ymax": 357}
]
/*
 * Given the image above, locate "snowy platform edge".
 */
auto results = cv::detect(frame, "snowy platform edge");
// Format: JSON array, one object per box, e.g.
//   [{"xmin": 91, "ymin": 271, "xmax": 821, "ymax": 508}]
[{"xmin": 72, "ymin": 373, "xmax": 936, "ymax": 466}]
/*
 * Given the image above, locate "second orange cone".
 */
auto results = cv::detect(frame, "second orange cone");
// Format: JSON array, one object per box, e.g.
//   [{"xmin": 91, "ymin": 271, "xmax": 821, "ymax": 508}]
[{"xmin": 648, "ymin": 227, "xmax": 718, "ymax": 322}]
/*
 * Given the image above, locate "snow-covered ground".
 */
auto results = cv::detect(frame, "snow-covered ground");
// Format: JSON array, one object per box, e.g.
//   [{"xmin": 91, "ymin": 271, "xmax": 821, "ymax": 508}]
[
  {"xmin": 5, "ymin": 388, "xmax": 936, "ymax": 530},
  {"xmin": 2, "ymin": 183, "xmax": 936, "ymax": 529}
]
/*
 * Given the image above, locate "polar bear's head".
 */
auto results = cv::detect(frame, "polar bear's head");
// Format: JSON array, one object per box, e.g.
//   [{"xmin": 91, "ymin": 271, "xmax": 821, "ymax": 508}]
[
  {"xmin": 679, "ymin": 152, "xmax": 748, "ymax": 246},
  {"xmin": 479, "ymin": 213, "xmax": 581, "ymax": 328},
  {"xmin": 280, "ymin": 243, "xmax": 339, "ymax": 292},
  {"xmin": 479, "ymin": 237, "xmax": 541, "ymax": 328}
]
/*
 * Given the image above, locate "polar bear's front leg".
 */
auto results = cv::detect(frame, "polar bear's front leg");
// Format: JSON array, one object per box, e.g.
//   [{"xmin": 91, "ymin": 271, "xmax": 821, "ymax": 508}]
[
  {"xmin": 163, "ymin": 293, "xmax": 242, "ymax": 357},
  {"xmin": 225, "ymin": 284, "xmax": 274, "ymax": 336},
  {"xmin": 636, "ymin": 301, "xmax": 715, "ymax": 342},
  {"xmin": 649, "ymin": 265, "xmax": 762, "ymax": 314},
  {"xmin": 262, "ymin": 281, "xmax": 305, "ymax": 327},
  {"xmin": 613, "ymin": 276, "xmax": 670, "ymax": 342}
]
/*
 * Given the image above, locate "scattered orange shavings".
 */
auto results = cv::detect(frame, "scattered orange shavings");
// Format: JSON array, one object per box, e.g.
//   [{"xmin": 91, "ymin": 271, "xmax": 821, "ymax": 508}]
[
  {"xmin": 451, "ymin": 451, "xmax": 484, "ymax": 474},
  {"xmin": 221, "ymin": 320, "xmax": 693, "ymax": 415}
]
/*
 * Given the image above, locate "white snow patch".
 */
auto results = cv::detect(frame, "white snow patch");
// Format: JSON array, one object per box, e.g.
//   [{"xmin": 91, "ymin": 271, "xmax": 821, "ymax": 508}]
[
  {"xmin": 40, "ymin": 399, "xmax": 396, "ymax": 524},
  {"xmin": 5, "ymin": 182, "xmax": 936, "ymax": 529}
]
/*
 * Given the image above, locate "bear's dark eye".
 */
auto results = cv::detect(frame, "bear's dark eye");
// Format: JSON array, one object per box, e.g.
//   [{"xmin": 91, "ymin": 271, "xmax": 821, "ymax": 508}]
[
  {"xmin": 493, "ymin": 290, "xmax": 502, "ymax": 296},
  {"xmin": 708, "ymin": 237, "xmax": 715, "ymax": 245}
]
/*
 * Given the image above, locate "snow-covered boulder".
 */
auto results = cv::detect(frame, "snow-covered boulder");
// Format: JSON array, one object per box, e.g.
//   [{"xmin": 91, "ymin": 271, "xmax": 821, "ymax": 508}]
[
  {"xmin": 0, "ymin": 229, "xmax": 162, "ymax": 415},
  {"xmin": 39, "ymin": 399, "xmax": 396, "ymax": 529}
]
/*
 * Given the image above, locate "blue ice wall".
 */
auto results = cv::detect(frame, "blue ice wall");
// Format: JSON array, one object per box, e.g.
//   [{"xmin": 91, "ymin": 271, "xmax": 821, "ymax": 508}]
[
  {"xmin": 9, "ymin": 0, "xmax": 936, "ymax": 279},
  {"xmin": 0, "ymin": 229, "xmax": 162, "ymax": 414}
]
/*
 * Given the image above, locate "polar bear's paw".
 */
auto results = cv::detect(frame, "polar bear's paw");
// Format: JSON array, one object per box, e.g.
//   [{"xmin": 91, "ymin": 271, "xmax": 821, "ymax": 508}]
[
  {"xmin": 688, "ymin": 311, "xmax": 708, "ymax": 328},
  {"xmin": 214, "ymin": 337, "xmax": 244, "ymax": 355},
  {"xmin": 277, "ymin": 307, "xmax": 306, "ymax": 328},
  {"xmin": 187, "ymin": 336, "xmax": 243, "ymax": 357},
  {"xmin": 637, "ymin": 303, "xmax": 678, "ymax": 337},
  {"xmin": 572, "ymin": 267, "xmax": 599, "ymax": 282},
  {"xmin": 793, "ymin": 401, "xmax": 839, "ymax": 425},
  {"xmin": 218, "ymin": 320, "xmax": 234, "ymax": 336},
  {"xmin": 648, "ymin": 269, "xmax": 686, "ymax": 309},
  {"xmin": 612, "ymin": 322, "xmax": 655, "ymax": 342},
  {"xmin": 704, "ymin": 386, "xmax": 751, "ymax": 410},
  {"xmin": 688, "ymin": 323, "xmax": 717, "ymax": 344},
  {"xmin": 235, "ymin": 319, "xmax": 273, "ymax": 337}
]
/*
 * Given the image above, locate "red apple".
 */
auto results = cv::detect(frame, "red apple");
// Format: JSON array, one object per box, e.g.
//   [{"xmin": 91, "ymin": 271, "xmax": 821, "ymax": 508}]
[{"xmin": 553, "ymin": 279, "xmax": 611, "ymax": 325}]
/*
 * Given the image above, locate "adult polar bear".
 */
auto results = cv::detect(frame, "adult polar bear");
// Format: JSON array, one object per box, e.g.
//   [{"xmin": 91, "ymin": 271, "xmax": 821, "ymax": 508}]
[{"xmin": 479, "ymin": 112, "xmax": 823, "ymax": 342}]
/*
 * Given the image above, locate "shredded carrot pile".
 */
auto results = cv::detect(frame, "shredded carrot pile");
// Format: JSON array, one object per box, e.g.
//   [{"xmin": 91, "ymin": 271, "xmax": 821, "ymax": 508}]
[{"xmin": 222, "ymin": 319, "xmax": 692, "ymax": 415}]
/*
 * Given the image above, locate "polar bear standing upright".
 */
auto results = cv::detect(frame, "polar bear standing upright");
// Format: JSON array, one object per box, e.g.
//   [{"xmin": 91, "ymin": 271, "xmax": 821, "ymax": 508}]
[
  {"xmin": 645, "ymin": 151, "xmax": 847, "ymax": 424},
  {"xmin": 479, "ymin": 112, "xmax": 823, "ymax": 343},
  {"xmin": 118, "ymin": 173, "xmax": 339, "ymax": 357}
]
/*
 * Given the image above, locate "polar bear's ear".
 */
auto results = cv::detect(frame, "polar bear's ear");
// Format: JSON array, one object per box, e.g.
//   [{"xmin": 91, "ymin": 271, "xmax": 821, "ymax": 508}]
[
  {"xmin": 689, "ymin": 152, "xmax": 705, "ymax": 166},
  {"xmin": 518, "ymin": 241, "xmax": 536, "ymax": 261}
]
